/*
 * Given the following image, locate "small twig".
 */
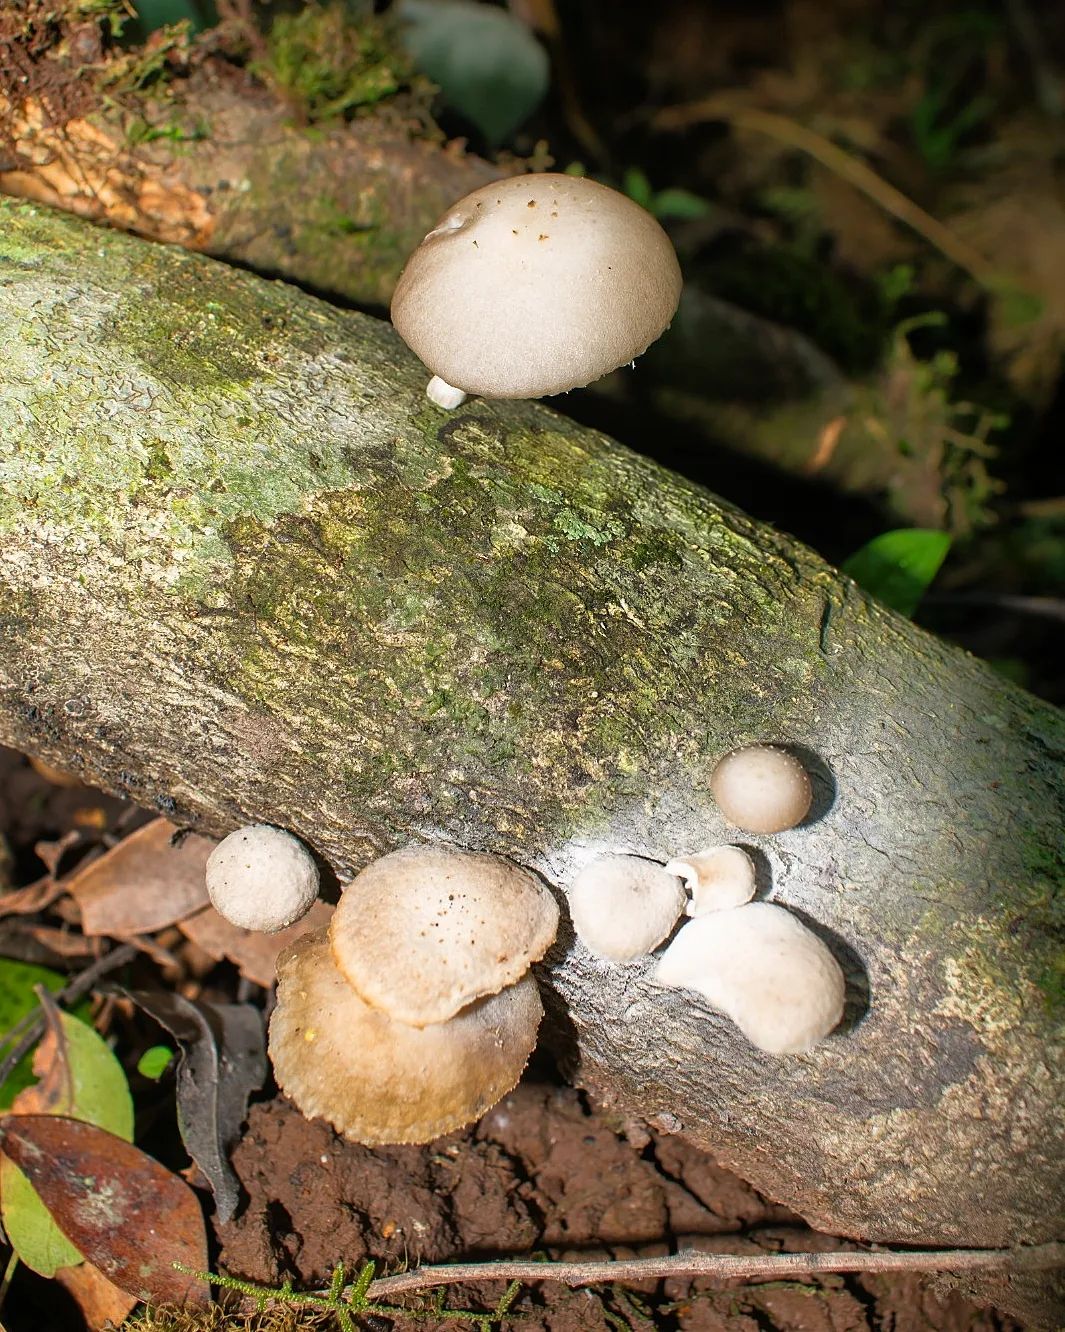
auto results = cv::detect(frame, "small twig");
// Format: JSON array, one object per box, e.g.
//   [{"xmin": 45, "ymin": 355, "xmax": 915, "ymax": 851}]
[
  {"xmin": 923, "ymin": 593, "xmax": 1065, "ymax": 623},
  {"xmin": 0, "ymin": 1250, "xmax": 18, "ymax": 1320},
  {"xmin": 0, "ymin": 941, "xmax": 138, "ymax": 1089},
  {"xmin": 653, "ymin": 96, "xmax": 1000, "ymax": 288},
  {"xmin": 361, "ymin": 1241, "xmax": 1065, "ymax": 1300}
]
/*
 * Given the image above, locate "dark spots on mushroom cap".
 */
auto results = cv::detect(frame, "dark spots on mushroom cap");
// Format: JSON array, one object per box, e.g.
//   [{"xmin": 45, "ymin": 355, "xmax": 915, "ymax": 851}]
[
  {"xmin": 527, "ymin": 200, "xmax": 536, "ymax": 207},
  {"xmin": 538, "ymin": 234, "xmax": 548, "ymax": 241},
  {"xmin": 512, "ymin": 229, "xmax": 518, "ymax": 235}
]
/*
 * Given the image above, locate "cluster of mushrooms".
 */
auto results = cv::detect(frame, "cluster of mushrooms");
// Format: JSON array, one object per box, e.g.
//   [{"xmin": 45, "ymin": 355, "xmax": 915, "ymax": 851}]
[
  {"xmin": 203, "ymin": 744, "xmax": 846, "ymax": 1147},
  {"xmin": 201, "ymin": 177, "xmax": 846, "ymax": 1146},
  {"xmin": 569, "ymin": 745, "xmax": 845, "ymax": 1056}
]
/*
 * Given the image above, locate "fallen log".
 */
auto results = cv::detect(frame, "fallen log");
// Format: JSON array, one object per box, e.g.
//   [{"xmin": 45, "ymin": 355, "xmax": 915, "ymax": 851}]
[{"xmin": 0, "ymin": 199, "xmax": 1061, "ymax": 1322}]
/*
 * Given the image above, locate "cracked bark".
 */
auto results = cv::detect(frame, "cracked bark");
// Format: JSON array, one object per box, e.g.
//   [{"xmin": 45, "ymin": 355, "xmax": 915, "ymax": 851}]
[{"xmin": 0, "ymin": 199, "xmax": 1062, "ymax": 1324}]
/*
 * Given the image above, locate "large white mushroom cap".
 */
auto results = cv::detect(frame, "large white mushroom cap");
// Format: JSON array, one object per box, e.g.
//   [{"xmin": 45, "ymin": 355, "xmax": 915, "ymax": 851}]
[
  {"xmin": 391, "ymin": 173, "xmax": 682, "ymax": 401},
  {"xmin": 205, "ymin": 824, "xmax": 319, "ymax": 933},
  {"xmin": 654, "ymin": 901, "xmax": 845, "ymax": 1054}
]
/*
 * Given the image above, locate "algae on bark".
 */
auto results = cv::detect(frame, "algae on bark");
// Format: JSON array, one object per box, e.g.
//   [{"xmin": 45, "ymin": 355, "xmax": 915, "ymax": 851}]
[{"xmin": 0, "ymin": 199, "xmax": 1062, "ymax": 1321}]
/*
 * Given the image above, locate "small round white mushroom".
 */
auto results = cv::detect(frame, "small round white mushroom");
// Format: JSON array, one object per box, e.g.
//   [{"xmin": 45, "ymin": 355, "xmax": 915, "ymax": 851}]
[
  {"xmin": 330, "ymin": 846, "xmax": 559, "ymax": 1028},
  {"xmin": 269, "ymin": 930, "xmax": 542, "ymax": 1144},
  {"xmin": 653, "ymin": 902, "xmax": 845, "ymax": 1054},
  {"xmin": 391, "ymin": 173, "xmax": 682, "ymax": 406},
  {"xmin": 710, "ymin": 745, "xmax": 812, "ymax": 834},
  {"xmin": 666, "ymin": 846, "xmax": 757, "ymax": 915},
  {"xmin": 205, "ymin": 824, "xmax": 319, "ymax": 933},
  {"xmin": 568, "ymin": 854, "xmax": 686, "ymax": 962}
]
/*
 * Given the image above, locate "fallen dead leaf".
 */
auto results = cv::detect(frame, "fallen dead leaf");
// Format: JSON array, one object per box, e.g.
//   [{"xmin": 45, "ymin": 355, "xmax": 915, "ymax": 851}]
[
  {"xmin": 55, "ymin": 1260, "xmax": 138, "ymax": 1331},
  {"xmin": 125, "ymin": 989, "xmax": 266, "ymax": 1223},
  {"xmin": 69, "ymin": 819, "xmax": 213, "ymax": 937},
  {"xmin": 0, "ymin": 877, "xmax": 70, "ymax": 920},
  {"xmin": 178, "ymin": 898, "xmax": 333, "ymax": 987},
  {"xmin": 0, "ymin": 1114, "xmax": 210, "ymax": 1306}
]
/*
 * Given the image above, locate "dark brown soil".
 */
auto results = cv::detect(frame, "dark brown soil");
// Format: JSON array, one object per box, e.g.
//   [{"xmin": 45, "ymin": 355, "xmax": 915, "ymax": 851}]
[{"xmin": 217, "ymin": 1084, "xmax": 1016, "ymax": 1331}]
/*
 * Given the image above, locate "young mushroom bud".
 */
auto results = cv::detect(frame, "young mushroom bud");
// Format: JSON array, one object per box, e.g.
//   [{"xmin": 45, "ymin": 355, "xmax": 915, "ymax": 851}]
[
  {"xmin": 710, "ymin": 745, "xmax": 813, "ymax": 834},
  {"xmin": 653, "ymin": 902, "xmax": 845, "ymax": 1054},
  {"xmin": 666, "ymin": 846, "xmax": 757, "ymax": 915},
  {"xmin": 329, "ymin": 846, "xmax": 559, "ymax": 1027},
  {"xmin": 205, "ymin": 824, "xmax": 319, "ymax": 933},
  {"xmin": 269, "ymin": 930, "xmax": 542, "ymax": 1144},
  {"xmin": 391, "ymin": 174, "xmax": 682, "ymax": 408},
  {"xmin": 568, "ymin": 854, "xmax": 686, "ymax": 962}
]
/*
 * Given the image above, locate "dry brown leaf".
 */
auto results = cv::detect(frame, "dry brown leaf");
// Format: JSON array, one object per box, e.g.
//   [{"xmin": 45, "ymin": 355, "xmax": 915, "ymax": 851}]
[
  {"xmin": 0, "ymin": 1114, "xmax": 210, "ymax": 1306},
  {"xmin": 34, "ymin": 830, "xmax": 84, "ymax": 877},
  {"xmin": 178, "ymin": 899, "xmax": 334, "ymax": 987},
  {"xmin": 68, "ymin": 819, "xmax": 213, "ymax": 937},
  {"xmin": 54, "ymin": 1260, "xmax": 138, "ymax": 1331},
  {"xmin": 0, "ymin": 876, "xmax": 69, "ymax": 920}
]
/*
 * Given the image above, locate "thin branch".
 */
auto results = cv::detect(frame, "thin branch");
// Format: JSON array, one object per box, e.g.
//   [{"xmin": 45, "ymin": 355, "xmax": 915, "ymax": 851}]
[
  {"xmin": 362, "ymin": 1241, "xmax": 1065, "ymax": 1301},
  {"xmin": 653, "ymin": 96, "xmax": 1000, "ymax": 288}
]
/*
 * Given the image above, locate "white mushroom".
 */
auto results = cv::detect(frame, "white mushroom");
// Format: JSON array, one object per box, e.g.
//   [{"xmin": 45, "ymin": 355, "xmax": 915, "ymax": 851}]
[
  {"xmin": 391, "ymin": 174, "xmax": 682, "ymax": 407},
  {"xmin": 710, "ymin": 745, "xmax": 813, "ymax": 834},
  {"xmin": 568, "ymin": 854, "xmax": 686, "ymax": 962},
  {"xmin": 653, "ymin": 902, "xmax": 845, "ymax": 1054},
  {"xmin": 205, "ymin": 824, "xmax": 319, "ymax": 933},
  {"xmin": 329, "ymin": 846, "xmax": 559, "ymax": 1028},
  {"xmin": 666, "ymin": 846, "xmax": 757, "ymax": 915}
]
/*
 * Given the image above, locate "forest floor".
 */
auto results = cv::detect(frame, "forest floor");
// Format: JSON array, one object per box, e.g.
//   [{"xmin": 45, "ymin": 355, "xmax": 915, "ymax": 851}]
[{"xmin": 0, "ymin": 747, "xmax": 1018, "ymax": 1331}]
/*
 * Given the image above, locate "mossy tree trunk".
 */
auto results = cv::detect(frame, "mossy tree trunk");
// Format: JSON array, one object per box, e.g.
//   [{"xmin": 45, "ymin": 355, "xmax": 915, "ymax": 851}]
[{"xmin": 0, "ymin": 201, "xmax": 1061, "ymax": 1320}]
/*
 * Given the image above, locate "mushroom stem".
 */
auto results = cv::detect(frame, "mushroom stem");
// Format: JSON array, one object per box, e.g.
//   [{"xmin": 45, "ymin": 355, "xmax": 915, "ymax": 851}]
[{"xmin": 426, "ymin": 376, "xmax": 467, "ymax": 410}]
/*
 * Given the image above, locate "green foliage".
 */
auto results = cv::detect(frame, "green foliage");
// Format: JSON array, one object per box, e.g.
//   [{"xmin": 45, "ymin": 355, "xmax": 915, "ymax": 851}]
[
  {"xmin": 262, "ymin": 3, "xmax": 412, "ymax": 123},
  {"xmin": 842, "ymin": 528, "xmax": 952, "ymax": 616},
  {"xmin": 0, "ymin": 961, "xmax": 71, "ymax": 1108},
  {"xmin": 134, "ymin": 0, "xmax": 209, "ymax": 35},
  {"xmin": 137, "ymin": 1043, "xmax": 175, "ymax": 1079},
  {"xmin": 1, "ymin": 1008, "xmax": 134, "ymax": 1277},
  {"xmin": 397, "ymin": 0, "xmax": 548, "ymax": 146},
  {"xmin": 621, "ymin": 167, "xmax": 713, "ymax": 221},
  {"xmin": 173, "ymin": 1260, "xmax": 523, "ymax": 1331},
  {"xmin": 908, "ymin": 10, "xmax": 1000, "ymax": 169}
]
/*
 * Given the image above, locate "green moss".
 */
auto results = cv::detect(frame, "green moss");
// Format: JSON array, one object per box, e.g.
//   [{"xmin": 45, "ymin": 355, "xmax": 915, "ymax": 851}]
[{"xmin": 259, "ymin": 3, "xmax": 413, "ymax": 124}]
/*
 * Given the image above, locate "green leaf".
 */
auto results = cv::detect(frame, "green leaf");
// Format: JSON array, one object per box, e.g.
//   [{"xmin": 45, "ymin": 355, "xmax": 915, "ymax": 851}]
[
  {"xmin": 842, "ymin": 528, "xmax": 952, "ymax": 616},
  {"xmin": 649, "ymin": 188, "xmax": 712, "ymax": 220},
  {"xmin": 0, "ymin": 960, "xmax": 68, "ymax": 1110},
  {"xmin": 621, "ymin": 167, "xmax": 653, "ymax": 209},
  {"xmin": 1, "ymin": 1010, "xmax": 134, "ymax": 1277},
  {"xmin": 398, "ymin": 0, "xmax": 549, "ymax": 146},
  {"xmin": 137, "ymin": 1044, "xmax": 175, "ymax": 1080},
  {"xmin": 135, "ymin": 0, "xmax": 206, "ymax": 33}
]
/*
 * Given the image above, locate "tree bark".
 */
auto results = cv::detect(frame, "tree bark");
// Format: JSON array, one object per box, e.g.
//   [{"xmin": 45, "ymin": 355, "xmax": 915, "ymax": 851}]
[{"xmin": 1, "ymin": 200, "xmax": 1062, "ymax": 1321}]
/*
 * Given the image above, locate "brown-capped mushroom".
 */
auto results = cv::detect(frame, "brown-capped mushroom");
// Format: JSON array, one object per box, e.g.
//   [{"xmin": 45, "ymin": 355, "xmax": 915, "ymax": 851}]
[
  {"xmin": 391, "ymin": 174, "xmax": 682, "ymax": 407},
  {"xmin": 329, "ymin": 845, "xmax": 559, "ymax": 1027},
  {"xmin": 269, "ymin": 930, "xmax": 542, "ymax": 1144}
]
